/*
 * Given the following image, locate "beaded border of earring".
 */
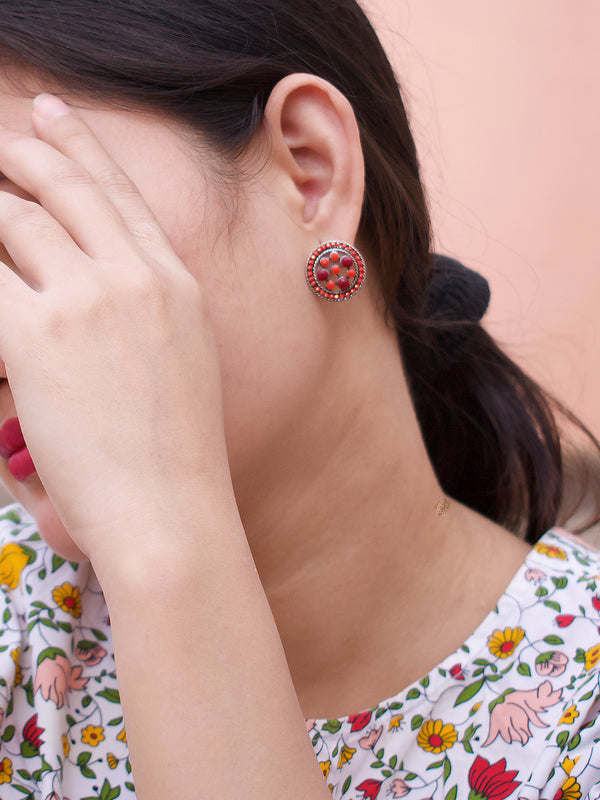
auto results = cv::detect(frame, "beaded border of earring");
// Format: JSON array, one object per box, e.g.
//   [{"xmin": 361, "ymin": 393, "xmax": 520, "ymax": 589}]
[{"xmin": 306, "ymin": 241, "xmax": 366, "ymax": 302}]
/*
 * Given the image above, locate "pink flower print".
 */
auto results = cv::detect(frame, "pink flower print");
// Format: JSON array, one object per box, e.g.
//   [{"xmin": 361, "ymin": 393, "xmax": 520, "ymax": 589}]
[
  {"xmin": 305, "ymin": 719, "xmax": 316, "ymax": 732},
  {"xmin": 450, "ymin": 663, "xmax": 466, "ymax": 680},
  {"xmin": 593, "ymin": 596, "xmax": 600, "ymax": 612},
  {"xmin": 34, "ymin": 654, "xmax": 89, "ymax": 709},
  {"xmin": 359, "ymin": 726, "xmax": 383, "ymax": 749},
  {"xmin": 484, "ymin": 680, "xmax": 562, "ymax": 746},
  {"xmin": 388, "ymin": 779, "xmax": 409, "ymax": 798},
  {"xmin": 536, "ymin": 651, "xmax": 569, "ymax": 677},
  {"xmin": 525, "ymin": 568, "xmax": 546, "ymax": 583},
  {"xmin": 75, "ymin": 641, "xmax": 107, "ymax": 666}
]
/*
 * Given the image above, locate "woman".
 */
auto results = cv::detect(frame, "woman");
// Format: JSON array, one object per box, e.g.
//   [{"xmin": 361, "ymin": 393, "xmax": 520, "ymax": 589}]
[{"xmin": 0, "ymin": 1, "xmax": 597, "ymax": 798}]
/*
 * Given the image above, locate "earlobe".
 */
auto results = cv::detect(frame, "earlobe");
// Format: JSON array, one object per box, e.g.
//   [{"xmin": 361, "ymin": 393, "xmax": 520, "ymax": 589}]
[{"xmin": 261, "ymin": 74, "xmax": 364, "ymax": 237}]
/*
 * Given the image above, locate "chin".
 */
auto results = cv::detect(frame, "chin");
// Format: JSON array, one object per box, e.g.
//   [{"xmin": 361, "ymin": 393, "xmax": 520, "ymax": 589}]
[{"xmin": 26, "ymin": 491, "xmax": 87, "ymax": 562}]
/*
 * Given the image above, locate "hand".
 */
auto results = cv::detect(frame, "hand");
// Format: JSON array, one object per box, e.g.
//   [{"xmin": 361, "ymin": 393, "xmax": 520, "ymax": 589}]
[{"xmin": 0, "ymin": 95, "xmax": 231, "ymax": 562}]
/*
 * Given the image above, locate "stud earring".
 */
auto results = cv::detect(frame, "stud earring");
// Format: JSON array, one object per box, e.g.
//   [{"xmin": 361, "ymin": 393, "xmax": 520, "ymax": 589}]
[{"xmin": 306, "ymin": 241, "xmax": 366, "ymax": 302}]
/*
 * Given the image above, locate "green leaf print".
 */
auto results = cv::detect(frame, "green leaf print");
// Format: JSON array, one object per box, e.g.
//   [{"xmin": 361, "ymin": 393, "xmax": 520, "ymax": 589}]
[
  {"xmin": 543, "ymin": 600, "xmax": 561, "ymax": 612},
  {"xmin": 517, "ymin": 663, "xmax": 531, "ymax": 676},
  {"xmin": 92, "ymin": 628, "xmax": 108, "ymax": 641},
  {"xmin": 322, "ymin": 719, "xmax": 341, "ymax": 734},
  {"xmin": 443, "ymin": 757, "xmax": 451, "ymax": 782},
  {"xmin": 568, "ymin": 733, "xmax": 582, "ymax": 751},
  {"xmin": 445, "ymin": 786, "xmax": 457, "ymax": 800},
  {"xmin": 1, "ymin": 724, "xmax": 15, "ymax": 742},
  {"xmin": 411, "ymin": 715, "xmax": 423, "ymax": 731},
  {"xmin": 454, "ymin": 678, "xmax": 484, "ymax": 707},
  {"xmin": 51, "ymin": 555, "xmax": 66, "ymax": 573},
  {"xmin": 96, "ymin": 688, "xmax": 121, "ymax": 704},
  {"xmin": 406, "ymin": 688, "xmax": 420, "ymax": 700},
  {"xmin": 36, "ymin": 646, "xmax": 67, "ymax": 666},
  {"xmin": 552, "ymin": 576, "xmax": 568, "ymax": 589},
  {"xmin": 556, "ymin": 730, "xmax": 569, "ymax": 748},
  {"xmin": 342, "ymin": 776, "xmax": 352, "ymax": 795},
  {"xmin": 100, "ymin": 778, "xmax": 121, "ymax": 800},
  {"xmin": 544, "ymin": 635, "xmax": 564, "ymax": 646}
]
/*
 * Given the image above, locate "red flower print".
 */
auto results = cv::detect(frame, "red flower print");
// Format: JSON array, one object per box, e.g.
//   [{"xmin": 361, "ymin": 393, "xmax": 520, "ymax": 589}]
[
  {"xmin": 23, "ymin": 714, "xmax": 44, "ymax": 750},
  {"xmin": 593, "ymin": 596, "xmax": 600, "ymax": 611},
  {"xmin": 468, "ymin": 756, "xmax": 520, "ymax": 800},
  {"xmin": 348, "ymin": 711, "xmax": 372, "ymax": 732},
  {"xmin": 450, "ymin": 663, "xmax": 466, "ymax": 680},
  {"xmin": 556, "ymin": 615, "xmax": 575, "ymax": 627},
  {"xmin": 357, "ymin": 779, "xmax": 382, "ymax": 800}
]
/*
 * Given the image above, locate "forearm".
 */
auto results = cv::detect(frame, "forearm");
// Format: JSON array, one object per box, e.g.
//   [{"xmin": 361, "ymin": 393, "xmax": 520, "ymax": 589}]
[{"xmin": 93, "ymin": 500, "xmax": 329, "ymax": 800}]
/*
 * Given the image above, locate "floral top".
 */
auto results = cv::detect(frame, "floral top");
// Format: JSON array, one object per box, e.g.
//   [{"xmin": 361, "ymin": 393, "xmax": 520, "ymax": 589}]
[{"xmin": 0, "ymin": 506, "xmax": 599, "ymax": 800}]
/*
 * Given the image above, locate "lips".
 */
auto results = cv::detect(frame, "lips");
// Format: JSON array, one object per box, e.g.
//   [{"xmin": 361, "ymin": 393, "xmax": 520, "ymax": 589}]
[{"xmin": 0, "ymin": 417, "xmax": 36, "ymax": 482}]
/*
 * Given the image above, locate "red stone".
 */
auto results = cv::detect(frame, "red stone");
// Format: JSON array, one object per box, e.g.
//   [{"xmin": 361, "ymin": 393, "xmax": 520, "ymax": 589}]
[
  {"xmin": 340, "ymin": 255, "xmax": 353, "ymax": 269},
  {"xmin": 320, "ymin": 257, "xmax": 330, "ymax": 267},
  {"xmin": 337, "ymin": 276, "xmax": 350, "ymax": 292},
  {"xmin": 330, "ymin": 251, "xmax": 339, "ymax": 261},
  {"xmin": 326, "ymin": 280, "xmax": 335, "ymax": 290},
  {"xmin": 331, "ymin": 265, "xmax": 340, "ymax": 275},
  {"xmin": 316, "ymin": 268, "xmax": 329, "ymax": 281},
  {"xmin": 347, "ymin": 269, "xmax": 356, "ymax": 279}
]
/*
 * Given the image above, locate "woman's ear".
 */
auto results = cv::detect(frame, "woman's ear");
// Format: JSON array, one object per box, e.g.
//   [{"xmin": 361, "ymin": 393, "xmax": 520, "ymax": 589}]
[{"xmin": 260, "ymin": 73, "xmax": 364, "ymax": 241}]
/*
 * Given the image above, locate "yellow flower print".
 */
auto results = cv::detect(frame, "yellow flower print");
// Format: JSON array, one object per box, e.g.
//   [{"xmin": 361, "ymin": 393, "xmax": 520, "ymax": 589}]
[
  {"xmin": 117, "ymin": 727, "xmax": 127, "ymax": 743},
  {"xmin": 555, "ymin": 776, "xmax": 581, "ymax": 800},
  {"xmin": 81, "ymin": 725, "xmax": 105, "ymax": 747},
  {"xmin": 534, "ymin": 543, "xmax": 567, "ymax": 560},
  {"xmin": 559, "ymin": 705, "xmax": 580, "ymax": 725},
  {"xmin": 107, "ymin": 753, "xmax": 118, "ymax": 770},
  {"xmin": 0, "ymin": 543, "xmax": 30, "ymax": 589},
  {"xmin": 10, "ymin": 648, "xmax": 21, "ymax": 686},
  {"xmin": 584, "ymin": 643, "xmax": 600, "ymax": 671},
  {"xmin": 0, "ymin": 757, "xmax": 12, "ymax": 784},
  {"xmin": 337, "ymin": 745, "xmax": 356, "ymax": 769},
  {"xmin": 319, "ymin": 760, "xmax": 331, "ymax": 778},
  {"xmin": 487, "ymin": 627, "xmax": 525, "ymax": 659},
  {"xmin": 388, "ymin": 715, "xmax": 403, "ymax": 731},
  {"xmin": 62, "ymin": 734, "xmax": 70, "ymax": 758},
  {"xmin": 52, "ymin": 583, "xmax": 82, "ymax": 618},
  {"xmin": 560, "ymin": 756, "xmax": 580, "ymax": 775},
  {"xmin": 417, "ymin": 719, "xmax": 457, "ymax": 754}
]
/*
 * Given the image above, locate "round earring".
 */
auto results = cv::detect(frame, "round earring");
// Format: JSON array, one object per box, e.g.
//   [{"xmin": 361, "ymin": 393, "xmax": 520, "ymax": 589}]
[{"xmin": 306, "ymin": 241, "xmax": 366, "ymax": 302}]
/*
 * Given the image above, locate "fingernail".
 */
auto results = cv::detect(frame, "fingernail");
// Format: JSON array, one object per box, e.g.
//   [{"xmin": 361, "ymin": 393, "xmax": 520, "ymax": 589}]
[{"xmin": 33, "ymin": 94, "xmax": 70, "ymax": 120}]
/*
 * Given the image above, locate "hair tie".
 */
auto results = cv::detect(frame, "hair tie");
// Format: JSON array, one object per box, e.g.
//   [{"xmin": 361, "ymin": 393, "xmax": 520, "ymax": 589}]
[
  {"xmin": 427, "ymin": 255, "xmax": 490, "ymax": 323},
  {"xmin": 422, "ymin": 255, "xmax": 491, "ymax": 375}
]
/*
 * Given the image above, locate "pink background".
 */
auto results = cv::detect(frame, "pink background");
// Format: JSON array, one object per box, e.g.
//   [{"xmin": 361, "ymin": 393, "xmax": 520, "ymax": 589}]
[{"xmin": 363, "ymin": 0, "xmax": 599, "ymax": 438}]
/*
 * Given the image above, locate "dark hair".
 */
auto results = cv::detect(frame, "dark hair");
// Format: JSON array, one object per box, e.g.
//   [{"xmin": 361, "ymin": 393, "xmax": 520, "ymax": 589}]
[{"xmin": 0, "ymin": 0, "xmax": 596, "ymax": 542}]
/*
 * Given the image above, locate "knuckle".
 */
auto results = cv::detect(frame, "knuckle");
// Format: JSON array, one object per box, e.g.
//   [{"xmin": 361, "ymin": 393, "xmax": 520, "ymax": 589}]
[
  {"xmin": 0, "ymin": 196, "xmax": 43, "ymax": 227},
  {"xmin": 96, "ymin": 167, "xmax": 138, "ymax": 198},
  {"xmin": 46, "ymin": 159, "xmax": 93, "ymax": 189}
]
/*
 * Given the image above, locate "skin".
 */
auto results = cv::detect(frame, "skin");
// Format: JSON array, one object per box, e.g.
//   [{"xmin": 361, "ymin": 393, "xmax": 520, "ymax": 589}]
[{"xmin": 0, "ymin": 70, "xmax": 531, "ymax": 797}]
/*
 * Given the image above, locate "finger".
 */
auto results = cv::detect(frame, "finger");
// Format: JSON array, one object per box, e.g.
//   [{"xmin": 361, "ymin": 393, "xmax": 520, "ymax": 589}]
[
  {"xmin": 31, "ymin": 94, "xmax": 176, "ymax": 259},
  {"xmin": 0, "ymin": 189, "xmax": 83, "ymax": 288},
  {"xmin": 0, "ymin": 258, "xmax": 31, "ymax": 345},
  {"xmin": 0, "ymin": 125, "xmax": 132, "ymax": 262}
]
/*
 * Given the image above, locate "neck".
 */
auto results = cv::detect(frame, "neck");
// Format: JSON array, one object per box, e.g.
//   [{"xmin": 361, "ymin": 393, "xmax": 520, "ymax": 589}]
[{"xmin": 230, "ymin": 311, "xmax": 529, "ymax": 718}]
